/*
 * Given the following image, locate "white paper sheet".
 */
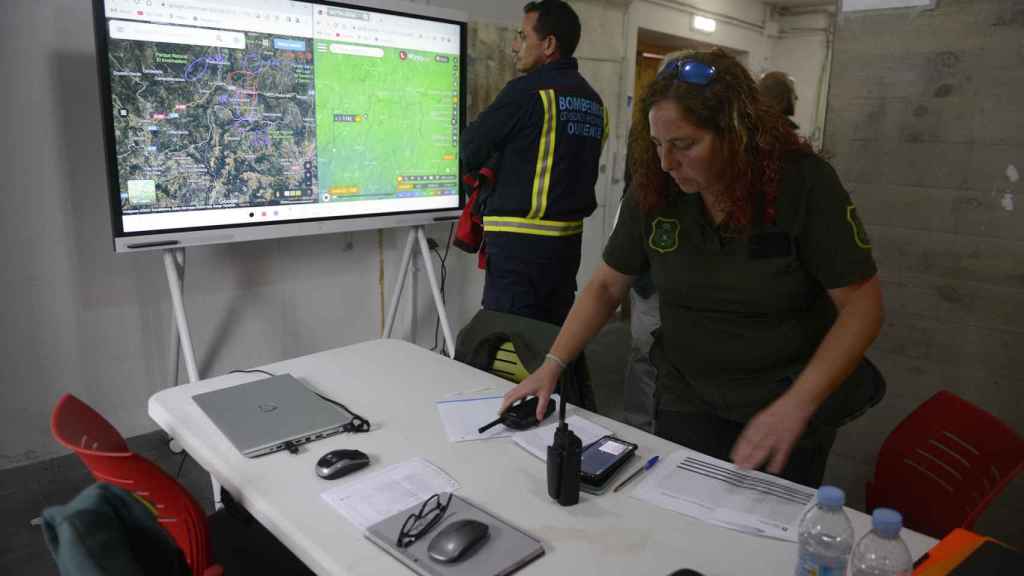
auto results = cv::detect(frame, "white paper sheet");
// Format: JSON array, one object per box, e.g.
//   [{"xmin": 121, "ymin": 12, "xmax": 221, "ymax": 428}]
[
  {"xmin": 630, "ymin": 449, "xmax": 816, "ymax": 541},
  {"xmin": 512, "ymin": 415, "xmax": 611, "ymax": 461},
  {"xmin": 320, "ymin": 457, "xmax": 460, "ymax": 530},
  {"xmin": 435, "ymin": 390, "xmax": 560, "ymax": 443},
  {"xmin": 435, "ymin": 392, "xmax": 511, "ymax": 442}
]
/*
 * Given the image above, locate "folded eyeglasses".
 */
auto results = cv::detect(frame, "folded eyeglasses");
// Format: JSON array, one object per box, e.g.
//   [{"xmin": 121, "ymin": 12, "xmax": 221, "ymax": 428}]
[{"xmin": 396, "ymin": 492, "xmax": 453, "ymax": 549}]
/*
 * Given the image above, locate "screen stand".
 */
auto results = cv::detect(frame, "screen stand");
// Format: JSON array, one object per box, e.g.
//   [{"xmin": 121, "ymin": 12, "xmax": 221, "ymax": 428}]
[
  {"xmin": 383, "ymin": 226, "xmax": 456, "ymax": 358},
  {"xmin": 162, "ymin": 248, "xmax": 223, "ymax": 509}
]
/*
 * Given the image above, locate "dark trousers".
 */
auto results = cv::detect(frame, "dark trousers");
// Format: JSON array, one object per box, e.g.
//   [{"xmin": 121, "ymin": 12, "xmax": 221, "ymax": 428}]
[
  {"xmin": 654, "ymin": 408, "xmax": 837, "ymax": 487},
  {"xmin": 482, "ymin": 233, "xmax": 581, "ymax": 325}
]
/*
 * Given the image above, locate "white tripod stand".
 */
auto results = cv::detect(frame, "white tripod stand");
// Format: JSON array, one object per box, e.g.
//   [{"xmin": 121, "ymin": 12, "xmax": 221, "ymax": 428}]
[
  {"xmin": 383, "ymin": 226, "xmax": 456, "ymax": 357},
  {"xmin": 162, "ymin": 247, "xmax": 223, "ymax": 508}
]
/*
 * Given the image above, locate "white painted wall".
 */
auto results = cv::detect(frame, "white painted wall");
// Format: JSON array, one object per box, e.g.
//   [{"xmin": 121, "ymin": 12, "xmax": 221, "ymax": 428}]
[{"xmin": 0, "ymin": 0, "xmax": 485, "ymax": 469}]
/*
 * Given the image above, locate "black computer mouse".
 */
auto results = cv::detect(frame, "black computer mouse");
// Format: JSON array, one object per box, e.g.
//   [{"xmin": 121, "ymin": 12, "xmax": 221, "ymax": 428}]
[
  {"xmin": 668, "ymin": 570, "xmax": 704, "ymax": 576},
  {"xmin": 427, "ymin": 519, "xmax": 490, "ymax": 563},
  {"xmin": 315, "ymin": 449, "xmax": 369, "ymax": 480}
]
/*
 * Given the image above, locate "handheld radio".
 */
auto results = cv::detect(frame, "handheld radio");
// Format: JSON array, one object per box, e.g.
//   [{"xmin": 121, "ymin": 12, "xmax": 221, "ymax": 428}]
[{"xmin": 546, "ymin": 396, "xmax": 581, "ymax": 506}]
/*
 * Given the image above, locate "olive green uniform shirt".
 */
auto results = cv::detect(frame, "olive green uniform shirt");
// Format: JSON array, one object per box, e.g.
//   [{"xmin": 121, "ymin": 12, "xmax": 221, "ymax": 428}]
[{"xmin": 603, "ymin": 154, "xmax": 876, "ymax": 422}]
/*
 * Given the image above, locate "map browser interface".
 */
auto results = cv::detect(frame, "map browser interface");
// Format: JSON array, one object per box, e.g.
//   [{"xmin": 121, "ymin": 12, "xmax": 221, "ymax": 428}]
[{"xmin": 100, "ymin": 0, "xmax": 462, "ymax": 234}]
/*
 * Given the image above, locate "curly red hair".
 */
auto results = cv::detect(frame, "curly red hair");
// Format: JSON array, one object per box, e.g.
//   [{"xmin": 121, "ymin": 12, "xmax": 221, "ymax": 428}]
[{"xmin": 628, "ymin": 49, "xmax": 812, "ymax": 232}]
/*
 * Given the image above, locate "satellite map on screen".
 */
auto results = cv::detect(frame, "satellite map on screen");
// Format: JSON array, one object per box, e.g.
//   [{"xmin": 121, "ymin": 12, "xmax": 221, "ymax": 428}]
[{"xmin": 108, "ymin": 33, "xmax": 317, "ymax": 214}]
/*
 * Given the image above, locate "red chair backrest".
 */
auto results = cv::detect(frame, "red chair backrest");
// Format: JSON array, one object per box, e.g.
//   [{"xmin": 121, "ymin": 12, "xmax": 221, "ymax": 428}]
[
  {"xmin": 866, "ymin": 390, "xmax": 1024, "ymax": 539},
  {"xmin": 50, "ymin": 394, "xmax": 212, "ymax": 576}
]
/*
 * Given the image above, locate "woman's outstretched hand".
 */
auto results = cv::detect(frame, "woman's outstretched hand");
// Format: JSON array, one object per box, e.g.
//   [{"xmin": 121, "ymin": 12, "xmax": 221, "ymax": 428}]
[
  {"xmin": 730, "ymin": 393, "xmax": 816, "ymax": 475},
  {"xmin": 499, "ymin": 360, "xmax": 562, "ymax": 421}
]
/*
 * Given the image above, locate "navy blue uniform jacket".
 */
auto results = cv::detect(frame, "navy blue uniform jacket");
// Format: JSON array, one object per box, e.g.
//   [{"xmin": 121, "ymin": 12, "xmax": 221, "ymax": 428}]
[{"xmin": 462, "ymin": 58, "xmax": 606, "ymax": 237}]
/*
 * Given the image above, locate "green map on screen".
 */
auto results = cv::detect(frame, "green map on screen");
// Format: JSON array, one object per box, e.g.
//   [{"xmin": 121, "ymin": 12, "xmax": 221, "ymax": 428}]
[{"xmin": 313, "ymin": 41, "xmax": 459, "ymax": 203}]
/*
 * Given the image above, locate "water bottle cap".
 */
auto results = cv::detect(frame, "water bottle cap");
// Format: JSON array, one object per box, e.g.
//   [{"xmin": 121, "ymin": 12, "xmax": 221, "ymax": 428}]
[
  {"xmin": 872, "ymin": 508, "xmax": 903, "ymax": 538},
  {"xmin": 816, "ymin": 485, "xmax": 845, "ymax": 509}
]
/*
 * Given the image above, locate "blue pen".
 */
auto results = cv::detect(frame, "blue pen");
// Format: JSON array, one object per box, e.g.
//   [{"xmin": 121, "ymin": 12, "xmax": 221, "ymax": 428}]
[{"xmin": 613, "ymin": 455, "xmax": 660, "ymax": 492}]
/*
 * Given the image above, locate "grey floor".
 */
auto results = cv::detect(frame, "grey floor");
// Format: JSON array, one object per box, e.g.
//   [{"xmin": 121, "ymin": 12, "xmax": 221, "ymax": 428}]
[{"xmin": 0, "ymin": 321, "xmax": 632, "ymax": 576}]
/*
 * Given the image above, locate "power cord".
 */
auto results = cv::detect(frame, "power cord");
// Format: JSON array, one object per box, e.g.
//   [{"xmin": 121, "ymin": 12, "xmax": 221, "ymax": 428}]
[
  {"xmin": 428, "ymin": 223, "xmax": 454, "ymax": 355},
  {"xmin": 228, "ymin": 369, "xmax": 372, "ymax": 436},
  {"xmin": 174, "ymin": 452, "xmax": 188, "ymax": 479}
]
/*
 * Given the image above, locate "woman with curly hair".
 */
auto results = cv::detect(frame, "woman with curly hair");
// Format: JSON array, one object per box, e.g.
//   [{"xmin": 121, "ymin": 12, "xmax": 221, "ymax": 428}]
[{"xmin": 501, "ymin": 49, "xmax": 882, "ymax": 486}]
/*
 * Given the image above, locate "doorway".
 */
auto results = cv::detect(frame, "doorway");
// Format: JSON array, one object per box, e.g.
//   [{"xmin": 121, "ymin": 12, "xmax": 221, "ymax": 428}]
[{"xmin": 634, "ymin": 28, "xmax": 747, "ymax": 108}]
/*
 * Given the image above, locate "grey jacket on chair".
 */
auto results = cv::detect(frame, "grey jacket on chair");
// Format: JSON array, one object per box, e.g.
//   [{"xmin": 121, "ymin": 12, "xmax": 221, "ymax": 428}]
[{"xmin": 41, "ymin": 482, "xmax": 190, "ymax": 576}]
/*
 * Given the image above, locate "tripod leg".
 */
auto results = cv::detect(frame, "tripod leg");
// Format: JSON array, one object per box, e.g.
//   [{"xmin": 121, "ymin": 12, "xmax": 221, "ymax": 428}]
[
  {"xmin": 384, "ymin": 228, "xmax": 418, "ymax": 338},
  {"xmin": 416, "ymin": 227, "xmax": 456, "ymax": 357},
  {"xmin": 163, "ymin": 249, "xmax": 199, "ymax": 383}
]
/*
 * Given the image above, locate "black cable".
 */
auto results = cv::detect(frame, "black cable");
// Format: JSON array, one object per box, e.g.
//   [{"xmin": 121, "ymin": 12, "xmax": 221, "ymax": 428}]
[
  {"xmin": 174, "ymin": 452, "xmax": 188, "ymax": 479},
  {"xmin": 430, "ymin": 224, "xmax": 454, "ymax": 354},
  {"xmin": 229, "ymin": 368, "xmax": 275, "ymax": 377},
  {"xmin": 430, "ymin": 246, "xmax": 447, "ymax": 351},
  {"xmin": 227, "ymin": 369, "xmax": 372, "ymax": 434}
]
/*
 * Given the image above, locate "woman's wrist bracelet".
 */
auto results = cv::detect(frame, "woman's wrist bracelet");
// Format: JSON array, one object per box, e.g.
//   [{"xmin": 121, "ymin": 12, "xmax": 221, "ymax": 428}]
[{"xmin": 544, "ymin": 352, "xmax": 568, "ymax": 371}]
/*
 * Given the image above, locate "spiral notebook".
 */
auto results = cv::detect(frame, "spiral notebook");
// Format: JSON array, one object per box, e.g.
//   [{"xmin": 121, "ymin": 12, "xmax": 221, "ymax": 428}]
[{"xmin": 365, "ymin": 494, "xmax": 544, "ymax": 576}]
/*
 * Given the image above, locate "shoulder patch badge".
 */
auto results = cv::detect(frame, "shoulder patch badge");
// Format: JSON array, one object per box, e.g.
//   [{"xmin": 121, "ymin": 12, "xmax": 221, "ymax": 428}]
[
  {"xmin": 649, "ymin": 217, "xmax": 680, "ymax": 253},
  {"xmin": 846, "ymin": 205, "xmax": 871, "ymax": 249}
]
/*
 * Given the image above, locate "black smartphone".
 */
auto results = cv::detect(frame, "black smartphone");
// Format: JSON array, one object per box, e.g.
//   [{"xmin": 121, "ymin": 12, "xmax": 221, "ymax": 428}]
[{"xmin": 579, "ymin": 435, "xmax": 637, "ymax": 487}]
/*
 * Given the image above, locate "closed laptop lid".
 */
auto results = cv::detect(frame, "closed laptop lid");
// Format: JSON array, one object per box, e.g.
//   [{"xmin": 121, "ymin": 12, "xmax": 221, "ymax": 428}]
[{"xmin": 193, "ymin": 374, "xmax": 345, "ymax": 456}]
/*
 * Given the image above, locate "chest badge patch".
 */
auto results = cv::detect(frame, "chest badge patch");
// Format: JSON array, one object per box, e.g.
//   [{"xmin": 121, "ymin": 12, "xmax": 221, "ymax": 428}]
[
  {"xmin": 649, "ymin": 217, "xmax": 680, "ymax": 253},
  {"xmin": 846, "ymin": 205, "xmax": 872, "ymax": 249}
]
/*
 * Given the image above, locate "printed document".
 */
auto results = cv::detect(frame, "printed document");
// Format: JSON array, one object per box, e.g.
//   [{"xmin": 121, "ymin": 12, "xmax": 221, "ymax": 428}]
[
  {"xmin": 321, "ymin": 457, "xmax": 459, "ymax": 530},
  {"xmin": 631, "ymin": 449, "xmax": 816, "ymax": 541}
]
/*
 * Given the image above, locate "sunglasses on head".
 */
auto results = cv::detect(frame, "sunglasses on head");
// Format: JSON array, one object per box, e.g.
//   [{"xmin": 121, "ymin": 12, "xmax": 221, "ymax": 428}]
[{"xmin": 656, "ymin": 59, "xmax": 717, "ymax": 86}]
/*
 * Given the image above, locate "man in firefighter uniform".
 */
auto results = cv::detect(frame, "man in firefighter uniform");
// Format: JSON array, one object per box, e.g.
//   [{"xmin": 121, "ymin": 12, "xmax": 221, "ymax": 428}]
[{"xmin": 461, "ymin": 0, "xmax": 607, "ymax": 325}]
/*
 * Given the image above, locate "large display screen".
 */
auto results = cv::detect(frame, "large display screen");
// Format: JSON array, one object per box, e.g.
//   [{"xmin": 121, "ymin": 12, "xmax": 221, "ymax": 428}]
[{"xmin": 94, "ymin": 0, "xmax": 465, "ymax": 251}]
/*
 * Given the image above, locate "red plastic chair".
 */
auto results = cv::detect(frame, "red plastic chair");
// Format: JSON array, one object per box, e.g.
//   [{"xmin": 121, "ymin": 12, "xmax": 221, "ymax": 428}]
[
  {"xmin": 50, "ymin": 394, "xmax": 223, "ymax": 576},
  {"xmin": 866, "ymin": 390, "xmax": 1024, "ymax": 539}
]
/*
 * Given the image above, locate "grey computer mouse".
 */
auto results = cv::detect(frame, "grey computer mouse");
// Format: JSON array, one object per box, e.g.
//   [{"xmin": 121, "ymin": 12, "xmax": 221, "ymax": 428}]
[
  {"xmin": 427, "ymin": 519, "xmax": 490, "ymax": 563},
  {"xmin": 315, "ymin": 449, "xmax": 370, "ymax": 480}
]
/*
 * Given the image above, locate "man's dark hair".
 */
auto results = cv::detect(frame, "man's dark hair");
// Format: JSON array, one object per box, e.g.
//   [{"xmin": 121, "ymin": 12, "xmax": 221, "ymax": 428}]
[{"xmin": 523, "ymin": 0, "xmax": 581, "ymax": 59}]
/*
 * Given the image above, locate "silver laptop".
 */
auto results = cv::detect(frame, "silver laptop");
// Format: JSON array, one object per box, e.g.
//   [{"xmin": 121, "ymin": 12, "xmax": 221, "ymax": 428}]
[{"xmin": 193, "ymin": 374, "xmax": 348, "ymax": 457}]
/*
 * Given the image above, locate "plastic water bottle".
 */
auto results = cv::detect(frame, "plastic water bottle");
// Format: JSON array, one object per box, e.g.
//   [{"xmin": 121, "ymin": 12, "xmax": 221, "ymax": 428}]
[
  {"xmin": 795, "ymin": 485, "xmax": 854, "ymax": 576},
  {"xmin": 849, "ymin": 508, "xmax": 913, "ymax": 576}
]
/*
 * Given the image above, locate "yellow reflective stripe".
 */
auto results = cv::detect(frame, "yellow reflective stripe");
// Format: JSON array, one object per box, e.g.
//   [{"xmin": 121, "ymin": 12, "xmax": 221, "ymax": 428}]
[
  {"xmin": 491, "ymin": 340, "xmax": 529, "ymax": 383},
  {"xmin": 528, "ymin": 91, "xmax": 550, "ymax": 219},
  {"xmin": 538, "ymin": 90, "xmax": 557, "ymax": 219},
  {"xmin": 529, "ymin": 90, "xmax": 556, "ymax": 219},
  {"xmin": 483, "ymin": 216, "xmax": 584, "ymax": 237},
  {"xmin": 484, "ymin": 216, "xmax": 583, "ymax": 228},
  {"xmin": 495, "ymin": 351, "xmax": 519, "ymax": 363},
  {"xmin": 481, "ymin": 223, "xmax": 581, "ymax": 234}
]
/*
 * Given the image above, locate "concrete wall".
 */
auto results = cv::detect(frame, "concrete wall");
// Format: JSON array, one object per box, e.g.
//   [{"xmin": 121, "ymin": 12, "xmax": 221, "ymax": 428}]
[
  {"xmin": 766, "ymin": 10, "xmax": 833, "ymax": 148},
  {"xmin": 822, "ymin": 0, "xmax": 1024, "ymax": 546}
]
